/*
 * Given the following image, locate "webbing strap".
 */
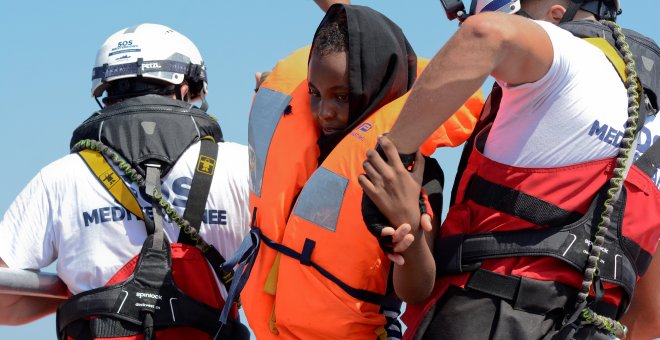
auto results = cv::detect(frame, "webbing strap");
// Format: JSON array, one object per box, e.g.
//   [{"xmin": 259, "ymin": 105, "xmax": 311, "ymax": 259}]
[
  {"xmin": 466, "ymin": 269, "xmax": 619, "ymax": 320},
  {"xmin": 258, "ymin": 229, "xmax": 401, "ymax": 310},
  {"xmin": 175, "ymin": 138, "xmax": 234, "ymax": 293},
  {"xmin": 78, "ymin": 150, "xmax": 144, "ymax": 220},
  {"xmin": 634, "ymin": 138, "xmax": 660, "ymax": 177},
  {"xmin": 145, "ymin": 165, "xmax": 164, "ymax": 242},
  {"xmin": 560, "ymin": 0, "xmax": 584, "ymax": 23},
  {"xmin": 179, "ymin": 138, "xmax": 218, "ymax": 244},
  {"xmin": 57, "ymin": 274, "xmax": 224, "ymax": 338},
  {"xmin": 460, "ymin": 177, "xmax": 652, "ymax": 277},
  {"xmin": 584, "ymin": 37, "xmax": 628, "ymax": 82},
  {"xmin": 466, "ymin": 175, "xmax": 583, "ymax": 227},
  {"xmin": 217, "ymin": 227, "xmax": 261, "ymax": 334},
  {"xmin": 92, "ymin": 60, "xmax": 205, "ymax": 83}
]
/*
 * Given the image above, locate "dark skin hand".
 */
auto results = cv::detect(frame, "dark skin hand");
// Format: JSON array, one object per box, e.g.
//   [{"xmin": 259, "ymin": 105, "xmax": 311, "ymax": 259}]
[{"xmin": 358, "ymin": 135, "xmax": 436, "ymax": 303}]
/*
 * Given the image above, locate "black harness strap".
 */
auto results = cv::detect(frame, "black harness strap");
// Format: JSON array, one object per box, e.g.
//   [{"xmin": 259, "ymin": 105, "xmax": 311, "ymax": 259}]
[
  {"xmin": 179, "ymin": 138, "xmax": 218, "ymax": 244},
  {"xmin": 466, "ymin": 268, "xmax": 619, "ymax": 320},
  {"xmin": 634, "ymin": 136, "xmax": 660, "ymax": 177},
  {"xmin": 467, "ymin": 175, "xmax": 584, "ymax": 227},
  {"xmin": 175, "ymin": 138, "xmax": 234, "ymax": 293},
  {"xmin": 56, "ymin": 236, "xmax": 226, "ymax": 339},
  {"xmin": 435, "ymin": 177, "xmax": 652, "ymax": 313}
]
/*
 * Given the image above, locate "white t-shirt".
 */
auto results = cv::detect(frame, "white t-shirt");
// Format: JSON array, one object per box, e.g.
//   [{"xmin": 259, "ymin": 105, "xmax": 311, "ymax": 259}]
[
  {"xmin": 484, "ymin": 20, "xmax": 659, "ymax": 189},
  {"xmin": 0, "ymin": 141, "xmax": 250, "ymax": 295}
]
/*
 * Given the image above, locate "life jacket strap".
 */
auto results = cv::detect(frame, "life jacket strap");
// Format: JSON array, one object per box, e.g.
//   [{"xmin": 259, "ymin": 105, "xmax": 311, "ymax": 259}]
[
  {"xmin": 56, "ymin": 235, "xmax": 228, "ymax": 339},
  {"xmin": 216, "ymin": 224, "xmax": 262, "ymax": 331},
  {"xmin": 179, "ymin": 137, "xmax": 219, "ymax": 244},
  {"xmin": 78, "ymin": 149, "xmax": 144, "ymax": 221},
  {"xmin": 257, "ymin": 227, "xmax": 401, "ymax": 311},
  {"xmin": 172, "ymin": 138, "xmax": 234, "ymax": 293},
  {"xmin": 635, "ymin": 136, "xmax": 660, "ymax": 177},
  {"xmin": 584, "ymin": 37, "xmax": 628, "ymax": 82},
  {"xmin": 467, "ymin": 175, "xmax": 584, "ymax": 227},
  {"xmin": 465, "ymin": 268, "xmax": 619, "ymax": 321},
  {"xmin": 145, "ymin": 164, "xmax": 164, "ymax": 241},
  {"xmin": 435, "ymin": 177, "xmax": 653, "ymax": 314}
]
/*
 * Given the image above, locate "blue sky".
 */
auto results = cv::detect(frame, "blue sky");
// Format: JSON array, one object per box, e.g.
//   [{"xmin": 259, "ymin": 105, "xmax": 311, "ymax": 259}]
[{"xmin": 0, "ymin": 1, "xmax": 657, "ymax": 338}]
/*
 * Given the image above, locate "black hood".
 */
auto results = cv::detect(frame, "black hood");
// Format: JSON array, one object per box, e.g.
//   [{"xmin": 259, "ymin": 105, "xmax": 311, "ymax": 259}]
[{"xmin": 312, "ymin": 4, "xmax": 417, "ymax": 161}]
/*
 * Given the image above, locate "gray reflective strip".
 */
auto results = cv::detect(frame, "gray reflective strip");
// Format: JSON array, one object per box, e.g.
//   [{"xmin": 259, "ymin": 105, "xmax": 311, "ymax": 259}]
[
  {"xmin": 293, "ymin": 167, "xmax": 348, "ymax": 232},
  {"xmin": 248, "ymin": 88, "xmax": 292, "ymax": 197}
]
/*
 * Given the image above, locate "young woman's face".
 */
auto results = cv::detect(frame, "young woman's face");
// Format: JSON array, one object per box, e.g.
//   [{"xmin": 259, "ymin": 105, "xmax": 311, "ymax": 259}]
[{"xmin": 308, "ymin": 51, "xmax": 350, "ymax": 136}]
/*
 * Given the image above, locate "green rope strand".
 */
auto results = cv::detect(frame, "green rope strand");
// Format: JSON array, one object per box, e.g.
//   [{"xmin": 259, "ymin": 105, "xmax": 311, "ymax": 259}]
[
  {"xmin": 573, "ymin": 20, "xmax": 640, "ymax": 339},
  {"xmin": 72, "ymin": 139, "xmax": 212, "ymax": 253}
]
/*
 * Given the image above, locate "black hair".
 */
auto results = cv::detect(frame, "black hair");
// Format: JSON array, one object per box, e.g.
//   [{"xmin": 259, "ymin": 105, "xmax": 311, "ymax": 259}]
[
  {"xmin": 311, "ymin": 9, "xmax": 348, "ymax": 57},
  {"xmin": 103, "ymin": 78, "xmax": 184, "ymax": 105}
]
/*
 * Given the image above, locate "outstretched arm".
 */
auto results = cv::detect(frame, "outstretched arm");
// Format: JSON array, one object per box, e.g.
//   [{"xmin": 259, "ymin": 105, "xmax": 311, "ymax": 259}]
[
  {"xmin": 0, "ymin": 258, "xmax": 63, "ymax": 325},
  {"xmin": 388, "ymin": 12, "xmax": 553, "ymax": 153}
]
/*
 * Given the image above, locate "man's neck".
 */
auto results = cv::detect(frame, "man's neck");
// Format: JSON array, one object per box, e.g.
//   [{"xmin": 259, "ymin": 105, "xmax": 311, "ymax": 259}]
[{"xmin": 572, "ymin": 9, "xmax": 597, "ymax": 21}]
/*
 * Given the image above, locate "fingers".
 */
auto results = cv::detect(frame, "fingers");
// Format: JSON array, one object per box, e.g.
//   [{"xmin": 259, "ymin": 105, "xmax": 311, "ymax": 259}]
[
  {"xmin": 378, "ymin": 135, "xmax": 404, "ymax": 169},
  {"xmin": 380, "ymin": 226, "xmax": 396, "ymax": 237},
  {"xmin": 393, "ymin": 234, "xmax": 415, "ymax": 253},
  {"xmin": 362, "ymin": 158, "xmax": 383, "ymax": 188},
  {"xmin": 365, "ymin": 148, "xmax": 391, "ymax": 178},
  {"xmin": 383, "ymin": 223, "xmax": 416, "ymax": 254},
  {"xmin": 357, "ymin": 174, "xmax": 376, "ymax": 195},
  {"xmin": 391, "ymin": 223, "xmax": 411, "ymax": 243},
  {"xmin": 420, "ymin": 213, "xmax": 433, "ymax": 233},
  {"xmin": 387, "ymin": 253, "xmax": 406, "ymax": 266},
  {"xmin": 411, "ymin": 151, "xmax": 425, "ymax": 184}
]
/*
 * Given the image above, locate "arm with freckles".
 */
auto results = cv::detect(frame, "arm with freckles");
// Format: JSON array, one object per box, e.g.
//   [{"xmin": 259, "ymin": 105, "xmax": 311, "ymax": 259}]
[{"xmin": 358, "ymin": 136, "xmax": 436, "ymax": 303}]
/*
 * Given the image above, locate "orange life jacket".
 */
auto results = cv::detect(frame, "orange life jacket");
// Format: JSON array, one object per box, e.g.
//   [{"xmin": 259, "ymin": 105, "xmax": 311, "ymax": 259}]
[{"xmin": 243, "ymin": 46, "xmax": 484, "ymax": 339}]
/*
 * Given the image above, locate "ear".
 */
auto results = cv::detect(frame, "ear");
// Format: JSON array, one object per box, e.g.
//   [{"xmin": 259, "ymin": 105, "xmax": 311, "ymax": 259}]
[
  {"xmin": 548, "ymin": 4, "xmax": 567, "ymax": 24},
  {"xmin": 179, "ymin": 82, "xmax": 191, "ymax": 101}
]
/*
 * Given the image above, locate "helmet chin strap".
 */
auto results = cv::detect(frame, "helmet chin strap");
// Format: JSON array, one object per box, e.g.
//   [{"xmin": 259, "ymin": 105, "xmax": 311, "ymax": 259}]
[
  {"xmin": 199, "ymin": 92, "xmax": 209, "ymax": 112},
  {"xmin": 94, "ymin": 96, "xmax": 104, "ymax": 109},
  {"xmin": 175, "ymin": 83, "xmax": 208, "ymax": 112},
  {"xmin": 560, "ymin": 0, "xmax": 584, "ymax": 23},
  {"xmin": 515, "ymin": 8, "xmax": 533, "ymax": 19},
  {"xmin": 176, "ymin": 83, "xmax": 208, "ymax": 112}
]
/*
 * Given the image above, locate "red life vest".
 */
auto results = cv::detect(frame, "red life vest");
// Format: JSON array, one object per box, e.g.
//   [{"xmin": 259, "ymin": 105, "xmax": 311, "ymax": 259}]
[
  {"xmin": 402, "ymin": 31, "xmax": 660, "ymax": 337},
  {"xmin": 403, "ymin": 126, "xmax": 660, "ymax": 337}
]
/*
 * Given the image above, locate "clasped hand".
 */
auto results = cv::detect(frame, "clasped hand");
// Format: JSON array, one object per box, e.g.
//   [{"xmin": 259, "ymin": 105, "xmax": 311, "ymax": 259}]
[{"xmin": 358, "ymin": 135, "xmax": 432, "ymax": 265}]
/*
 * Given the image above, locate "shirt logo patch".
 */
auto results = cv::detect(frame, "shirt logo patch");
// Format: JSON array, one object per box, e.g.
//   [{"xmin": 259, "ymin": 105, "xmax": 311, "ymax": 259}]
[
  {"xmin": 100, "ymin": 170, "xmax": 119, "ymax": 188},
  {"xmin": 197, "ymin": 156, "xmax": 216, "ymax": 175}
]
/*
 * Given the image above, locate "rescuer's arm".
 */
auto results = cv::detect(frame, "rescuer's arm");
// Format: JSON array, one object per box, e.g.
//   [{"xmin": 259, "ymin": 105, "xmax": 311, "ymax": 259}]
[
  {"xmin": 0, "ymin": 258, "xmax": 62, "ymax": 325},
  {"xmin": 619, "ymin": 246, "xmax": 660, "ymax": 340},
  {"xmin": 358, "ymin": 136, "xmax": 436, "ymax": 303},
  {"xmin": 386, "ymin": 12, "xmax": 553, "ymax": 154}
]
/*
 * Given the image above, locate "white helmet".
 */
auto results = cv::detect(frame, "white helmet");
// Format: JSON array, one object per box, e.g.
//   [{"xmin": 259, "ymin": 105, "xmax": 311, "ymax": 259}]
[
  {"xmin": 440, "ymin": 0, "xmax": 521, "ymax": 21},
  {"xmin": 91, "ymin": 23, "xmax": 207, "ymax": 99},
  {"xmin": 471, "ymin": 0, "xmax": 521, "ymax": 15}
]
